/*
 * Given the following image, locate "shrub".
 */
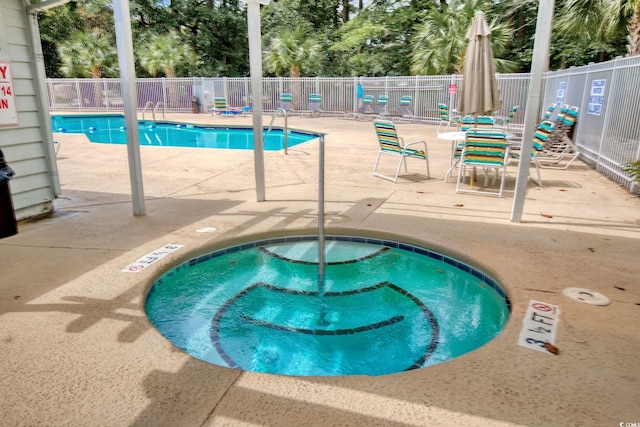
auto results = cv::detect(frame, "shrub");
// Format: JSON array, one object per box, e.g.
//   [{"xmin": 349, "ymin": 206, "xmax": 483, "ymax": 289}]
[{"xmin": 622, "ymin": 160, "xmax": 640, "ymax": 182}]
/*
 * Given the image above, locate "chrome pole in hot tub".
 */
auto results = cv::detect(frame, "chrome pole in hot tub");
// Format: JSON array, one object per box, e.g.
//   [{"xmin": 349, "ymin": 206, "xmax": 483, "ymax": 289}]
[{"xmin": 317, "ymin": 134, "xmax": 328, "ymax": 326}]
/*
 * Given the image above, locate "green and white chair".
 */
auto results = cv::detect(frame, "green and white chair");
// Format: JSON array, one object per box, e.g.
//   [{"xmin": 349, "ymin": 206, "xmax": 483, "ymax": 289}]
[
  {"xmin": 444, "ymin": 115, "xmax": 496, "ymax": 182},
  {"xmin": 458, "ymin": 114, "xmax": 495, "ymax": 131},
  {"xmin": 506, "ymin": 105, "xmax": 519, "ymax": 124},
  {"xmin": 534, "ymin": 105, "xmax": 580, "ymax": 169},
  {"xmin": 278, "ymin": 92, "xmax": 294, "ymax": 114},
  {"xmin": 211, "ymin": 97, "xmax": 247, "ymax": 117},
  {"xmin": 344, "ymin": 95, "xmax": 374, "ymax": 120},
  {"xmin": 502, "ymin": 105, "xmax": 522, "ymax": 136},
  {"xmin": 372, "ymin": 119, "xmax": 430, "ymax": 182},
  {"xmin": 543, "ymin": 104, "xmax": 556, "ymax": 120},
  {"xmin": 437, "ymin": 103, "xmax": 453, "ymax": 133},
  {"xmin": 456, "ymin": 129, "xmax": 510, "ymax": 197},
  {"xmin": 385, "ymin": 95, "xmax": 414, "ymax": 122},
  {"xmin": 373, "ymin": 95, "xmax": 389, "ymax": 116},
  {"xmin": 300, "ymin": 93, "xmax": 322, "ymax": 117}
]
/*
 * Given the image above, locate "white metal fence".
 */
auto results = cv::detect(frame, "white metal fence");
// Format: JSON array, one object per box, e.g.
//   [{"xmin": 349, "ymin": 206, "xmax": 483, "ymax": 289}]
[
  {"xmin": 46, "ymin": 59, "xmax": 640, "ymax": 193},
  {"xmin": 542, "ymin": 56, "xmax": 640, "ymax": 193},
  {"xmin": 46, "ymin": 74, "xmax": 532, "ymax": 121}
]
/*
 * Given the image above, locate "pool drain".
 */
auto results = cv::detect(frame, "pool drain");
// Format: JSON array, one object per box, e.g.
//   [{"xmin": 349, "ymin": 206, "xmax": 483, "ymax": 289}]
[{"xmin": 562, "ymin": 287, "xmax": 610, "ymax": 306}]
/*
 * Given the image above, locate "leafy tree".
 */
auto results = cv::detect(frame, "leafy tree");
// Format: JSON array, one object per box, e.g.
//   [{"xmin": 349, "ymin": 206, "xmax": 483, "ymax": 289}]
[
  {"xmin": 506, "ymin": 0, "xmax": 626, "ymax": 70},
  {"xmin": 36, "ymin": 5, "xmax": 85, "ymax": 77},
  {"xmin": 38, "ymin": 0, "xmax": 639, "ymax": 78},
  {"xmin": 157, "ymin": 0, "xmax": 249, "ymax": 76},
  {"xmin": 38, "ymin": 0, "xmax": 114, "ymax": 77},
  {"xmin": 264, "ymin": 27, "xmax": 323, "ymax": 77},
  {"xmin": 330, "ymin": 15, "xmax": 389, "ymax": 76},
  {"xmin": 411, "ymin": 0, "xmax": 517, "ymax": 75},
  {"xmin": 189, "ymin": 5, "xmax": 248, "ymax": 76},
  {"xmin": 330, "ymin": 1, "xmax": 438, "ymax": 76},
  {"xmin": 298, "ymin": 0, "xmax": 341, "ymax": 29},
  {"xmin": 73, "ymin": 0, "xmax": 115, "ymax": 31},
  {"xmin": 262, "ymin": 0, "xmax": 318, "ymax": 43}
]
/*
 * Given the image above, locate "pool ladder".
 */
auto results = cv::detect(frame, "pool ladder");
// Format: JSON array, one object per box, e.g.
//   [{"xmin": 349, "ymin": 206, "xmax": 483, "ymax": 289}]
[
  {"xmin": 265, "ymin": 108, "xmax": 289, "ymax": 154},
  {"xmin": 142, "ymin": 101, "xmax": 166, "ymax": 121}
]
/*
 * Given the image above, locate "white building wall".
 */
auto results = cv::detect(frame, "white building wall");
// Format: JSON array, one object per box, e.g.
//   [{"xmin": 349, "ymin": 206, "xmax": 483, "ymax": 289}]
[{"xmin": 0, "ymin": 0, "xmax": 56, "ymax": 220}]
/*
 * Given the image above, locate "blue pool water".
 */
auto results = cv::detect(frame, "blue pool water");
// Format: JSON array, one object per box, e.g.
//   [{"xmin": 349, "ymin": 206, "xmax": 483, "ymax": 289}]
[
  {"xmin": 145, "ymin": 235, "xmax": 511, "ymax": 377},
  {"xmin": 51, "ymin": 114, "xmax": 317, "ymax": 150}
]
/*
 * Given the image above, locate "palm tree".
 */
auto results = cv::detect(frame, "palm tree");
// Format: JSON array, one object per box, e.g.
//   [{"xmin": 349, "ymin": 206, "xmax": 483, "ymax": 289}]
[
  {"xmin": 264, "ymin": 27, "xmax": 322, "ymax": 77},
  {"xmin": 137, "ymin": 30, "xmax": 199, "ymax": 78},
  {"xmin": 137, "ymin": 30, "xmax": 199, "ymax": 107},
  {"xmin": 557, "ymin": 0, "xmax": 640, "ymax": 56},
  {"xmin": 58, "ymin": 29, "xmax": 117, "ymax": 78},
  {"xmin": 58, "ymin": 30, "xmax": 118, "ymax": 105},
  {"xmin": 410, "ymin": 0, "xmax": 517, "ymax": 75}
]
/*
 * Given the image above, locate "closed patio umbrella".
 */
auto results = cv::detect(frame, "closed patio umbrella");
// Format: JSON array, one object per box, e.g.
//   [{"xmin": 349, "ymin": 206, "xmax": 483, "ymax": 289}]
[{"xmin": 458, "ymin": 11, "xmax": 502, "ymax": 116}]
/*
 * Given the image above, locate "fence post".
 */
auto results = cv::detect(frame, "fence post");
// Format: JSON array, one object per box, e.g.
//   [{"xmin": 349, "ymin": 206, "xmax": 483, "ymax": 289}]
[
  {"xmin": 574, "ymin": 64, "xmax": 594, "ymax": 158},
  {"xmin": 223, "ymin": 76, "xmax": 228, "ymax": 100},
  {"xmin": 414, "ymin": 76, "xmax": 419, "ymax": 119},
  {"xmin": 593, "ymin": 58, "xmax": 619, "ymax": 176},
  {"xmin": 385, "ymin": 75, "xmax": 389, "ymax": 99},
  {"xmin": 73, "ymin": 78, "xmax": 81, "ymax": 110},
  {"xmin": 102, "ymin": 78, "xmax": 108, "ymax": 111},
  {"xmin": 352, "ymin": 76, "xmax": 358, "ymax": 112},
  {"xmin": 448, "ymin": 74, "xmax": 456, "ymax": 113},
  {"xmin": 161, "ymin": 78, "xmax": 167, "ymax": 111},
  {"xmin": 633, "ymin": 138, "xmax": 640, "ymax": 193}
]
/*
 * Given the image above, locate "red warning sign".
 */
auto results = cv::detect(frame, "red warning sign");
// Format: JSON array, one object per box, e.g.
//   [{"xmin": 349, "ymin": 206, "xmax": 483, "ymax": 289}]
[{"xmin": 0, "ymin": 62, "xmax": 18, "ymax": 126}]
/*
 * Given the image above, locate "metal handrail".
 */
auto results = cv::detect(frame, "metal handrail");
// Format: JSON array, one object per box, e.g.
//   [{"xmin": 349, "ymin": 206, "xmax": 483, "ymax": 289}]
[
  {"xmin": 141, "ymin": 101, "xmax": 154, "ymax": 120},
  {"xmin": 264, "ymin": 108, "xmax": 289, "ymax": 154},
  {"xmin": 153, "ymin": 102, "xmax": 165, "ymax": 120},
  {"xmin": 317, "ymin": 133, "xmax": 327, "ymax": 325}
]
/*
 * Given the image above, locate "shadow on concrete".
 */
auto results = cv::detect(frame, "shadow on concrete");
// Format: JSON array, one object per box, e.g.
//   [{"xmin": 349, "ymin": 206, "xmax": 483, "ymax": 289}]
[{"xmin": 0, "ymin": 192, "xmax": 244, "ymax": 313}]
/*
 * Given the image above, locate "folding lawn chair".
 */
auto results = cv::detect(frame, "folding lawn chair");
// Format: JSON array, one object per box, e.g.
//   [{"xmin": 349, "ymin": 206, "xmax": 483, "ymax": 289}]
[{"xmin": 372, "ymin": 119, "xmax": 430, "ymax": 182}]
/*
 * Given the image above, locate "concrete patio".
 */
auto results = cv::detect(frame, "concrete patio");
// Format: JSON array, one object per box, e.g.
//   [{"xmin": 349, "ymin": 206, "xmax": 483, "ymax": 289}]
[{"xmin": 1, "ymin": 113, "xmax": 639, "ymax": 426}]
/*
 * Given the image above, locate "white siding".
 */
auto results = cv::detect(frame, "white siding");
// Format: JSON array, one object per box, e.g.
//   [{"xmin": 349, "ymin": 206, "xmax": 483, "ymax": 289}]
[{"xmin": 0, "ymin": 0, "xmax": 55, "ymax": 220}]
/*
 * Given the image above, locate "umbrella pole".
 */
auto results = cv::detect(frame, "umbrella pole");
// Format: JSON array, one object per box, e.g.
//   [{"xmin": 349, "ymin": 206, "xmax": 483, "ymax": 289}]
[{"xmin": 470, "ymin": 113, "xmax": 477, "ymax": 188}]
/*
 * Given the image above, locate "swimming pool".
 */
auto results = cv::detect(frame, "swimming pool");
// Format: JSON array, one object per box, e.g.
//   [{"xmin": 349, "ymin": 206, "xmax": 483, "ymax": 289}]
[{"xmin": 51, "ymin": 114, "xmax": 318, "ymax": 150}]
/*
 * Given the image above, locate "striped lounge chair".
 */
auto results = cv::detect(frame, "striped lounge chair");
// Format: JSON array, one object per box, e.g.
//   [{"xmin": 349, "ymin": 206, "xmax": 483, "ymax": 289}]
[
  {"xmin": 456, "ymin": 129, "xmax": 510, "ymax": 197},
  {"xmin": 344, "ymin": 95, "xmax": 374, "ymax": 120},
  {"xmin": 504, "ymin": 105, "xmax": 522, "ymax": 136},
  {"xmin": 384, "ymin": 95, "xmax": 413, "ymax": 122},
  {"xmin": 278, "ymin": 92, "xmax": 294, "ymax": 114},
  {"xmin": 361, "ymin": 94, "xmax": 389, "ymax": 121},
  {"xmin": 373, "ymin": 95, "xmax": 389, "ymax": 116},
  {"xmin": 506, "ymin": 105, "xmax": 519, "ymax": 124},
  {"xmin": 534, "ymin": 105, "xmax": 580, "ymax": 169},
  {"xmin": 210, "ymin": 97, "xmax": 249, "ymax": 117},
  {"xmin": 458, "ymin": 114, "xmax": 495, "ymax": 131},
  {"xmin": 437, "ymin": 103, "xmax": 455, "ymax": 133},
  {"xmin": 300, "ymin": 93, "xmax": 322, "ymax": 117},
  {"xmin": 506, "ymin": 119, "xmax": 554, "ymax": 188},
  {"xmin": 443, "ymin": 115, "xmax": 496, "ymax": 182},
  {"xmin": 372, "ymin": 119, "xmax": 430, "ymax": 182},
  {"xmin": 543, "ymin": 104, "xmax": 556, "ymax": 120}
]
